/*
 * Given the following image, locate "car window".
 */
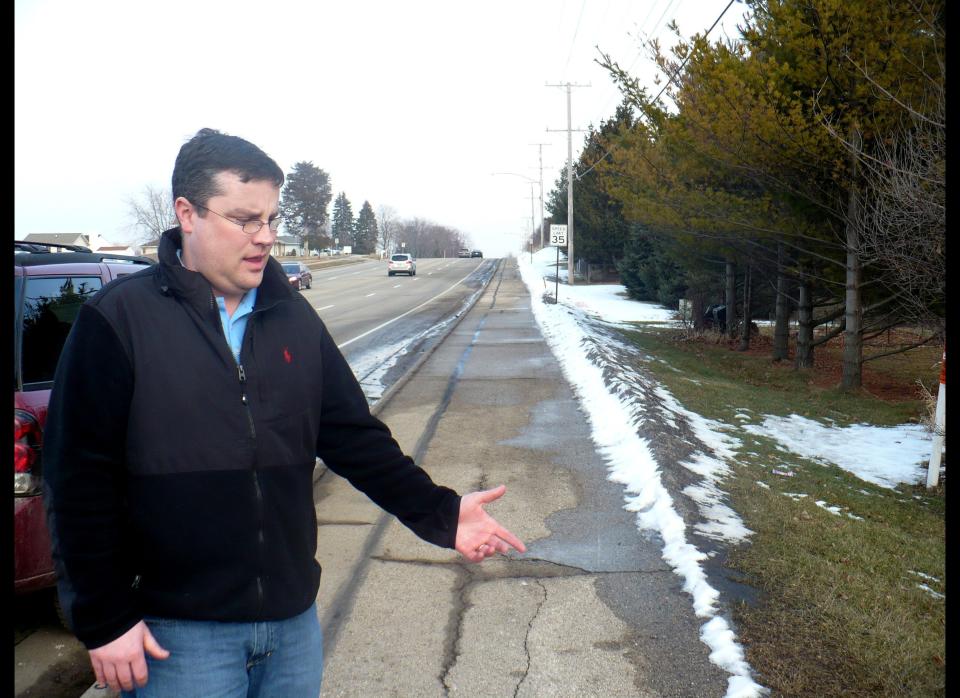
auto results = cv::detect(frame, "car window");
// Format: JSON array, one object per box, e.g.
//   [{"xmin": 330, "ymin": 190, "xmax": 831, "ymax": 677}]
[
  {"xmin": 282, "ymin": 264, "xmax": 298, "ymax": 273},
  {"xmin": 20, "ymin": 275, "xmax": 102, "ymax": 387},
  {"xmin": 391, "ymin": 255, "xmax": 409, "ymax": 262}
]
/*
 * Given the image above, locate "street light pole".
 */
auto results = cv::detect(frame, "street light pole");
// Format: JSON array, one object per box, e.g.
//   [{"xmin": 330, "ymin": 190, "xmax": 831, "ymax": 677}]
[
  {"xmin": 529, "ymin": 143, "xmax": 549, "ymax": 249},
  {"xmin": 492, "ymin": 171, "xmax": 541, "ymax": 259},
  {"xmin": 529, "ymin": 182, "xmax": 535, "ymax": 263}
]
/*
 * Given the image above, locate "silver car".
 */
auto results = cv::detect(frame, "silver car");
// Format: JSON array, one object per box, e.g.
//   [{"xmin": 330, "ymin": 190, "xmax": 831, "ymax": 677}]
[{"xmin": 388, "ymin": 253, "xmax": 416, "ymax": 276}]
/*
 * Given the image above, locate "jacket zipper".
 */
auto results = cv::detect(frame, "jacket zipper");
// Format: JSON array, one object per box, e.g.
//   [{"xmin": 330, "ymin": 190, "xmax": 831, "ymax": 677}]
[{"xmin": 237, "ymin": 360, "xmax": 265, "ymax": 616}]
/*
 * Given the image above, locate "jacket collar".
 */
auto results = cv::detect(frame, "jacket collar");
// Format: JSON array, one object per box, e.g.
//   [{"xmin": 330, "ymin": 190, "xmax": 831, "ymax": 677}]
[{"xmin": 156, "ymin": 227, "xmax": 297, "ymax": 313}]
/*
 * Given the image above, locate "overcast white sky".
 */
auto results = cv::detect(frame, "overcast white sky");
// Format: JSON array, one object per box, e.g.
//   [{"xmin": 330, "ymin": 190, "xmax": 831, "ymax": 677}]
[{"xmin": 15, "ymin": 0, "xmax": 748, "ymax": 257}]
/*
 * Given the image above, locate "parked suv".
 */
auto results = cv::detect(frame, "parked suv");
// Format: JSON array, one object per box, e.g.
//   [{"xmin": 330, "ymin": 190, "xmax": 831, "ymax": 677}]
[
  {"xmin": 387, "ymin": 253, "xmax": 416, "ymax": 276},
  {"xmin": 14, "ymin": 241, "xmax": 154, "ymax": 607}
]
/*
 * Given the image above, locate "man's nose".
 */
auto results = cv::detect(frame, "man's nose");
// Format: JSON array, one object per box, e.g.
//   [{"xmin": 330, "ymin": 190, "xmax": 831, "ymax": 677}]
[{"xmin": 251, "ymin": 224, "xmax": 277, "ymax": 247}]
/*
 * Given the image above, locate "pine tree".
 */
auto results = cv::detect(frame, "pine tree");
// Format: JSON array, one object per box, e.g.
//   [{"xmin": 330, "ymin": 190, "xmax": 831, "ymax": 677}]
[
  {"xmin": 279, "ymin": 162, "xmax": 332, "ymax": 252},
  {"xmin": 353, "ymin": 201, "xmax": 378, "ymax": 254},
  {"xmin": 331, "ymin": 192, "xmax": 354, "ymax": 251}
]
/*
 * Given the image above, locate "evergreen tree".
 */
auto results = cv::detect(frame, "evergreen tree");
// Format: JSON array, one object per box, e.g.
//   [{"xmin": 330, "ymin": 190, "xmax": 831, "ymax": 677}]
[
  {"xmin": 279, "ymin": 162, "xmax": 332, "ymax": 251},
  {"xmin": 353, "ymin": 201, "xmax": 378, "ymax": 254},
  {"xmin": 331, "ymin": 193, "xmax": 354, "ymax": 250}
]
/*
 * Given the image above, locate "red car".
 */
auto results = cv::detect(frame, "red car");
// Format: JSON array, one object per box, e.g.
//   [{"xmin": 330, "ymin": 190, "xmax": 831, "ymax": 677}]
[
  {"xmin": 14, "ymin": 242, "xmax": 154, "ymax": 602},
  {"xmin": 281, "ymin": 261, "xmax": 312, "ymax": 290}
]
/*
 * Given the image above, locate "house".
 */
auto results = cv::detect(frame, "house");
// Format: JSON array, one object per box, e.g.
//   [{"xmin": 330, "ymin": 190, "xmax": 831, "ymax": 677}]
[
  {"xmin": 140, "ymin": 238, "xmax": 161, "ymax": 259},
  {"xmin": 271, "ymin": 235, "xmax": 302, "ymax": 257},
  {"xmin": 21, "ymin": 233, "xmax": 90, "ymax": 249},
  {"xmin": 96, "ymin": 244, "xmax": 139, "ymax": 257}
]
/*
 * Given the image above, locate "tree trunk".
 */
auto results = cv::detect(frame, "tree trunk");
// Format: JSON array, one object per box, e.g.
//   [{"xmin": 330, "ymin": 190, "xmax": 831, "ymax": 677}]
[
  {"xmin": 772, "ymin": 243, "xmax": 790, "ymax": 361},
  {"xmin": 795, "ymin": 279, "xmax": 814, "ymax": 369},
  {"xmin": 738, "ymin": 265, "xmax": 753, "ymax": 351},
  {"xmin": 842, "ymin": 224, "xmax": 863, "ymax": 389},
  {"xmin": 725, "ymin": 259, "xmax": 737, "ymax": 340},
  {"xmin": 692, "ymin": 294, "xmax": 706, "ymax": 332},
  {"xmin": 842, "ymin": 126, "xmax": 864, "ymax": 390}
]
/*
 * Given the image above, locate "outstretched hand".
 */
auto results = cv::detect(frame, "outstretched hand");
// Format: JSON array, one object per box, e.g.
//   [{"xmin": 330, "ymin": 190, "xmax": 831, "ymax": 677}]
[{"xmin": 455, "ymin": 485, "xmax": 526, "ymax": 563}]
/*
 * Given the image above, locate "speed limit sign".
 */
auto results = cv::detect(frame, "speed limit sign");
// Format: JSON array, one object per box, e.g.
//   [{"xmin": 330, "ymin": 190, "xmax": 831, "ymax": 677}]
[{"xmin": 549, "ymin": 224, "xmax": 567, "ymax": 246}]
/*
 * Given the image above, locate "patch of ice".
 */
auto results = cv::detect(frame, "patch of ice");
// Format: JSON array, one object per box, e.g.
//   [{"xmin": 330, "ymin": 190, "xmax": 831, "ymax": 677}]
[
  {"xmin": 917, "ymin": 584, "xmax": 945, "ymax": 600},
  {"xmin": 742, "ymin": 414, "xmax": 932, "ymax": 489},
  {"xmin": 814, "ymin": 500, "xmax": 844, "ymax": 516}
]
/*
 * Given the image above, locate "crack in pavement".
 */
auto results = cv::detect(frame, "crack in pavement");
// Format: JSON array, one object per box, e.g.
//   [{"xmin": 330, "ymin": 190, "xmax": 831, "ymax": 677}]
[
  {"xmin": 514, "ymin": 579, "xmax": 547, "ymax": 698},
  {"xmin": 439, "ymin": 564, "xmax": 471, "ymax": 696},
  {"xmin": 368, "ymin": 554, "xmax": 669, "ymax": 580}
]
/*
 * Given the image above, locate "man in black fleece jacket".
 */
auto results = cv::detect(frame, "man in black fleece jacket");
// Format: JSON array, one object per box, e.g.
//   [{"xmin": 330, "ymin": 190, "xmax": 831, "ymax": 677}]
[{"xmin": 43, "ymin": 128, "xmax": 525, "ymax": 697}]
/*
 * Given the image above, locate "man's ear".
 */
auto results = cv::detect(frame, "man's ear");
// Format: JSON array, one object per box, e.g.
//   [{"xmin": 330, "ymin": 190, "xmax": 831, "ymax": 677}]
[{"xmin": 174, "ymin": 197, "xmax": 196, "ymax": 233}]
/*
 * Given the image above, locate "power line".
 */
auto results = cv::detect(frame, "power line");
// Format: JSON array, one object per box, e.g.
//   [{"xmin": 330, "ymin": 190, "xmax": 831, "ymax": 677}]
[
  {"xmin": 637, "ymin": 0, "xmax": 666, "ymax": 39},
  {"xmin": 575, "ymin": 0, "xmax": 737, "ymax": 182},
  {"xmin": 649, "ymin": 0, "xmax": 682, "ymax": 44},
  {"xmin": 562, "ymin": 0, "xmax": 588, "ymax": 78}
]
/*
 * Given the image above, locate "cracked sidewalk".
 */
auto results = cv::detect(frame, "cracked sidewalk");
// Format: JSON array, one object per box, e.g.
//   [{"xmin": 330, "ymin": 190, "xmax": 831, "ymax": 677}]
[{"xmin": 315, "ymin": 259, "xmax": 730, "ymax": 697}]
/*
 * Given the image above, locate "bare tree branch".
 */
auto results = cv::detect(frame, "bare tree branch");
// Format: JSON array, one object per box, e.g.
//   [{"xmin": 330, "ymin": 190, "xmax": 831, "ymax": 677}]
[{"xmin": 126, "ymin": 185, "xmax": 177, "ymax": 243}]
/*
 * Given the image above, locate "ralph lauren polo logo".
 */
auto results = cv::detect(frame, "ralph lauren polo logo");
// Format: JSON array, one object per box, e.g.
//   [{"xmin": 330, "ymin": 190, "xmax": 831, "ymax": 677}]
[{"xmin": 283, "ymin": 347, "xmax": 293, "ymax": 364}]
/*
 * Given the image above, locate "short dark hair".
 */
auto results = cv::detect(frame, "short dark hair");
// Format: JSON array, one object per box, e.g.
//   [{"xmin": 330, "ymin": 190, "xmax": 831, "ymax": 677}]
[{"xmin": 171, "ymin": 128, "xmax": 284, "ymax": 210}]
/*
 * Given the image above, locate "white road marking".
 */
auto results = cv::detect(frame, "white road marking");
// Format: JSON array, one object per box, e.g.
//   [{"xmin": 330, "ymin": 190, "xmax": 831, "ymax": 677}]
[
  {"xmin": 393, "ymin": 284, "xmax": 401, "ymax": 288},
  {"xmin": 365, "ymin": 293, "xmax": 376, "ymax": 297},
  {"xmin": 338, "ymin": 267, "xmax": 479, "ymax": 348},
  {"xmin": 316, "ymin": 304, "xmax": 335, "ymax": 311}
]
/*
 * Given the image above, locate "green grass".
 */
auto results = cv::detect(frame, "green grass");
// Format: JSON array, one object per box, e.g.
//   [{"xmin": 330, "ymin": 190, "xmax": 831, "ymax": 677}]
[{"xmin": 619, "ymin": 326, "xmax": 945, "ymax": 697}]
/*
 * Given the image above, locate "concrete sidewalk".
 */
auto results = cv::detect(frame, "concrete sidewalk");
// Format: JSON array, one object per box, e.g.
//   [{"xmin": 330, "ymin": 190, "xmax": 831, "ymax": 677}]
[{"xmin": 315, "ymin": 258, "xmax": 729, "ymax": 697}]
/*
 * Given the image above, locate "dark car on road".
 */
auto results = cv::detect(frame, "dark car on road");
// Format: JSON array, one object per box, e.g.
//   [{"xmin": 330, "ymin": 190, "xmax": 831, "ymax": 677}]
[
  {"xmin": 281, "ymin": 262, "xmax": 312, "ymax": 290},
  {"xmin": 471, "ymin": 249, "xmax": 483, "ymax": 258},
  {"xmin": 14, "ymin": 241, "xmax": 154, "ymax": 613}
]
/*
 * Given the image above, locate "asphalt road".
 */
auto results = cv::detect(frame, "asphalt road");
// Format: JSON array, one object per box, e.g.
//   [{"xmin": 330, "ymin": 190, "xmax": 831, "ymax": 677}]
[
  {"xmin": 12, "ymin": 255, "xmax": 496, "ymax": 698},
  {"xmin": 302, "ymin": 256, "xmax": 495, "ymax": 401}
]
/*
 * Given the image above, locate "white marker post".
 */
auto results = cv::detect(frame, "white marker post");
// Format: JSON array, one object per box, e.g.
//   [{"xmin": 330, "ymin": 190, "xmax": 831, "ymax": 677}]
[
  {"xmin": 927, "ymin": 350, "xmax": 945, "ymax": 488},
  {"xmin": 550, "ymin": 224, "xmax": 567, "ymax": 302}
]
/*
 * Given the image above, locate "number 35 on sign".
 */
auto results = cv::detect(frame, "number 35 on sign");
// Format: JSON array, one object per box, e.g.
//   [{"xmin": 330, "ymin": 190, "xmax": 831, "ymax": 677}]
[{"xmin": 549, "ymin": 224, "xmax": 567, "ymax": 246}]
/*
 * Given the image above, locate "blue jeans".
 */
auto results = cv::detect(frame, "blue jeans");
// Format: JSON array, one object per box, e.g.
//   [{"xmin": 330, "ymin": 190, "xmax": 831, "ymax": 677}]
[{"xmin": 121, "ymin": 602, "xmax": 323, "ymax": 698}]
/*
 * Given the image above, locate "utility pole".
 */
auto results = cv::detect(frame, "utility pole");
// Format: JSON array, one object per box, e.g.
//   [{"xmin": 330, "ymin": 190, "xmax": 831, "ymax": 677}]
[
  {"xmin": 529, "ymin": 142, "xmax": 549, "ymax": 249},
  {"xmin": 527, "ymin": 183, "xmax": 535, "ymax": 262},
  {"xmin": 546, "ymin": 81, "xmax": 589, "ymax": 285}
]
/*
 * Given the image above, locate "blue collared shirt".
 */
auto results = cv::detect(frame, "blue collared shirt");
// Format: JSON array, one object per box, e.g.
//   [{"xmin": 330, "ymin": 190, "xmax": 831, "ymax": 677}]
[
  {"xmin": 216, "ymin": 289, "xmax": 258, "ymax": 363},
  {"xmin": 176, "ymin": 248, "xmax": 257, "ymax": 363}
]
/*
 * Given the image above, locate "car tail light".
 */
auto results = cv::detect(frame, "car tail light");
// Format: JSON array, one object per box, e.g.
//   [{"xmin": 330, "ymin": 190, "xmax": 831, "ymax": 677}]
[{"xmin": 14, "ymin": 409, "xmax": 42, "ymax": 496}]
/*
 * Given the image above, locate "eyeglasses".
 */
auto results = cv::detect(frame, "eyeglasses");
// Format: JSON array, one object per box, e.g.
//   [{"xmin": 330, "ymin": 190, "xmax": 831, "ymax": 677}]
[{"xmin": 194, "ymin": 203, "xmax": 281, "ymax": 236}]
